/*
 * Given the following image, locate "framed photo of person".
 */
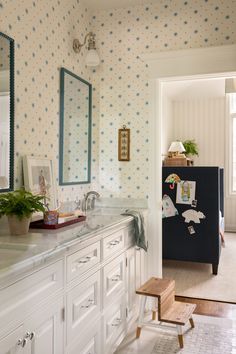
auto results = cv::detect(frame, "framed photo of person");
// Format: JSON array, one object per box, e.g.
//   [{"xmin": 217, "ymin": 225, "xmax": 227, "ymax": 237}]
[{"xmin": 23, "ymin": 156, "xmax": 57, "ymax": 210}]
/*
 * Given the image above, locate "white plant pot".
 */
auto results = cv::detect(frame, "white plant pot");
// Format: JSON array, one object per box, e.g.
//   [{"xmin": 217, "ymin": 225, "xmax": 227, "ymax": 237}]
[{"xmin": 7, "ymin": 215, "xmax": 31, "ymax": 235}]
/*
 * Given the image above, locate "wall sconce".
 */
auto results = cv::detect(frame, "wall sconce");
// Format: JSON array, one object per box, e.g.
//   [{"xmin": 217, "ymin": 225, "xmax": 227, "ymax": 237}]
[{"xmin": 73, "ymin": 32, "xmax": 100, "ymax": 67}]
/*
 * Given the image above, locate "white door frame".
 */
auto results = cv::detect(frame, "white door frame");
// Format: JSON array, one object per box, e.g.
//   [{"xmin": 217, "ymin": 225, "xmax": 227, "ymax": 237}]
[{"xmin": 140, "ymin": 44, "xmax": 236, "ymax": 278}]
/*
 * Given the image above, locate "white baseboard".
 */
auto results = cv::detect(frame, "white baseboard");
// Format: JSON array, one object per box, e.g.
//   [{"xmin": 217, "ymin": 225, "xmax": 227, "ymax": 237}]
[{"xmin": 225, "ymin": 223, "xmax": 236, "ymax": 233}]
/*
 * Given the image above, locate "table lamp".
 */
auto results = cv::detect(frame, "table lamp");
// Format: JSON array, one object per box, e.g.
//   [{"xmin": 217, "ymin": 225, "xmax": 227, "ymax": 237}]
[{"xmin": 168, "ymin": 141, "xmax": 186, "ymax": 158}]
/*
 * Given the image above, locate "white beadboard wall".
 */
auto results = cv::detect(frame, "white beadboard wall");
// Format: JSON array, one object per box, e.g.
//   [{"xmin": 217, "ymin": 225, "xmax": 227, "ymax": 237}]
[
  {"xmin": 169, "ymin": 97, "xmax": 236, "ymax": 231},
  {"xmin": 172, "ymin": 98, "xmax": 225, "ymax": 167}
]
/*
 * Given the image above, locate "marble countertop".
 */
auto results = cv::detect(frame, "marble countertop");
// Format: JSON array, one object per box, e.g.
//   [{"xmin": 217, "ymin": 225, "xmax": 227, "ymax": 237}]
[{"xmin": 0, "ymin": 207, "xmax": 137, "ymax": 285}]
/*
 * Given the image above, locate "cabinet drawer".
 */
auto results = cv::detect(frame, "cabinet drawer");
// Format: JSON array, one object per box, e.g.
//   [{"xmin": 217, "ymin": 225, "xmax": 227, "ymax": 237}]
[
  {"xmin": 103, "ymin": 254, "xmax": 125, "ymax": 307},
  {"xmin": 103, "ymin": 294, "xmax": 126, "ymax": 354},
  {"xmin": 67, "ymin": 242, "xmax": 100, "ymax": 282},
  {"xmin": 102, "ymin": 230, "xmax": 125, "ymax": 260},
  {"xmin": 67, "ymin": 320, "xmax": 101, "ymax": 354},
  {"xmin": 66, "ymin": 271, "xmax": 101, "ymax": 345},
  {"xmin": 0, "ymin": 260, "xmax": 63, "ymax": 331}
]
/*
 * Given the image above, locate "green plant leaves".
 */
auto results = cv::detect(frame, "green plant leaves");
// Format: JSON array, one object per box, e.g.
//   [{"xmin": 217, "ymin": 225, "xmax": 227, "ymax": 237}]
[
  {"xmin": 183, "ymin": 139, "xmax": 199, "ymax": 157},
  {"xmin": 0, "ymin": 189, "xmax": 46, "ymax": 220}
]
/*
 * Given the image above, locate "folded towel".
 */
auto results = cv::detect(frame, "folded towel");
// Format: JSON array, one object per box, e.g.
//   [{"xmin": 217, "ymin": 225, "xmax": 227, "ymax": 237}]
[{"xmin": 121, "ymin": 209, "xmax": 148, "ymax": 252}]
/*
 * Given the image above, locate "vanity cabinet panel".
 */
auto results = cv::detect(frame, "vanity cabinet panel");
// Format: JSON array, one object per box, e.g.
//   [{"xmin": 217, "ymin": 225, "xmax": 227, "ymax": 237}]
[
  {"xmin": 0, "ymin": 298, "xmax": 64, "ymax": 354},
  {"xmin": 23, "ymin": 298, "xmax": 64, "ymax": 354},
  {"xmin": 0, "ymin": 325, "xmax": 24, "ymax": 354},
  {"xmin": 102, "ymin": 294, "xmax": 126, "ymax": 354},
  {"xmin": 102, "ymin": 254, "xmax": 125, "ymax": 307},
  {"xmin": 102, "ymin": 230, "xmax": 125, "ymax": 260},
  {"xmin": 66, "ymin": 271, "xmax": 101, "ymax": 346},
  {"xmin": 67, "ymin": 320, "xmax": 101, "ymax": 354},
  {"xmin": 0, "ymin": 260, "xmax": 63, "ymax": 333},
  {"xmin": 126, "ymin": 247, "xmax": 136, "ymax": 322},
  {"xmin": 66, "ymin": 242, "xmax": 100, "ymax": 283}
]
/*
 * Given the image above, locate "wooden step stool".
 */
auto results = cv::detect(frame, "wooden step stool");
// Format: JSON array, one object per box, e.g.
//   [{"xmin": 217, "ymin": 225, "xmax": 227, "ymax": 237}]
[{"xmin": 136, "ymin": 277, "xmax": 196, "ymax": 348}]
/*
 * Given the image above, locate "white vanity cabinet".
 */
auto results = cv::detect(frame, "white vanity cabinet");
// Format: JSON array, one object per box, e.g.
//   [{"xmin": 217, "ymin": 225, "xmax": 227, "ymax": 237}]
[
  {"xmin": 0, "ymin": 216, "xmax": 148, "ymax": 354},
  {"xmin": 0, "ymin": 325, "xmax": 24, "ymax": 354},
  {"xmin": 0, "ymin": 259, "xmax": 64, "ymax": 354}
]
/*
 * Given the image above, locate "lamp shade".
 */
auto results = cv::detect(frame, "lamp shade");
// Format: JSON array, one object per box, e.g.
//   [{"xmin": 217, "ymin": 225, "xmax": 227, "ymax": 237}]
[
  {"xmin": 85, "ymin": 49, "xmax": 100, "ymax": 67},
  {"xmin": 168, "ymin": 141, "xmax": 186, "ymax": 153}
]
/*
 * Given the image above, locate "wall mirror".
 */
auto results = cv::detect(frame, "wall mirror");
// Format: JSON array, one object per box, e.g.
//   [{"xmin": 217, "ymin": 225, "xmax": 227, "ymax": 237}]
[
  {"xmin": 0, "ymin": 32, "xmax": 14, "ymax": 192},
  {"xmin": 59, "ymin": 68, "xmax": 92, "ymax": 185}
]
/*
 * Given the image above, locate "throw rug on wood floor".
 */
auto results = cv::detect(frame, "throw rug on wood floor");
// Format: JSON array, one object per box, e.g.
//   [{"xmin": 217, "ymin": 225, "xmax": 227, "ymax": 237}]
[
  {"xmin": 163, "ymin": 233, "xmax": 236, "ymax": 303},
  {"xmin": 151, "ymin": 317, "xmax": 236, "ymax": 354}
]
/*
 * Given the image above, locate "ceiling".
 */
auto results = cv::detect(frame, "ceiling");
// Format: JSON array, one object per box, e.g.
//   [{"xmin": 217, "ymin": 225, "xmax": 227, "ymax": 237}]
[
  {"xmin": 162, "ymin": 78, "xmax": 230, "ymax": 100},
  {"xmin": 85, "ymin": 0, "xmax": 146, "ymax": 11}
]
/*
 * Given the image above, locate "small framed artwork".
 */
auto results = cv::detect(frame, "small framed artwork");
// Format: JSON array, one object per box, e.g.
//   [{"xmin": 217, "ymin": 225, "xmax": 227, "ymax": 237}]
[
  {"xmin": 118, "ymin": 125, "xmax": 130, "ymax": 161},
  {"xmin": 23, "ymin": 156, "xmax": 57, "ymax": 210},
  {"xmin": 176, "ymin": 180, "xmax": 196, "ymax": 205}
]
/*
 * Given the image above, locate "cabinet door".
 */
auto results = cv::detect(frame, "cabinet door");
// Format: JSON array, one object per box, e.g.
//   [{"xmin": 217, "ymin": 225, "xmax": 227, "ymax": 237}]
[
  {"xmin": 126, "ymin": 248, "xmax": 136, "ymax": 321},
  {"xmin": 103, "ymin": 254, "xmax": 125, "ymax": 307},
  {"xmin": 67, "ymin": 320, "xmax": 101, "ymax": 354},
  {"xmin": 0, "ymin": 325, "xmax": 24, "ymax": 354},
  {"xmin": 24, "ymin": 299, "xmax": 64, "ymax": 354},
  {"xmin": 66, "ymin": 271, "xmax": 101, "ymax": 346}
]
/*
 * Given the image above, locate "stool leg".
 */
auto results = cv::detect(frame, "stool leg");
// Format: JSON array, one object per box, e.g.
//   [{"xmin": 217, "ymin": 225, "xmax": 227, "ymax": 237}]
[
  {"xmin": 152, "ymin": 298, "xmax": 157, "ymax": 320},
  {"xmin": 136, "ymin": 296, "xmax": 147, "ymax": 339},
  {"xmin": 189, "ymin": 316, "xmax": 195, "ymax": 328},
  {"xmin": 177, "ymin": 325, "xmax": 184, "ymax": 348}
]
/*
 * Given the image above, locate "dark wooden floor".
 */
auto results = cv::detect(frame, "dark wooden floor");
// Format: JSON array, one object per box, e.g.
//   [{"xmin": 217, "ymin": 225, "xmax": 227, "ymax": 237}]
[{"xmin": 176, "ymin": 296, "xmax": 236, "ymax": 319}]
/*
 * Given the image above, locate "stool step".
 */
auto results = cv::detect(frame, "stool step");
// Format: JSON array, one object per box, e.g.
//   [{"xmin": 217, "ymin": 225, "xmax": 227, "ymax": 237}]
[
  {"xmin": 136, "ymin": 277, "xmax": 175, "ymax": 298},
  {"xmin": 161, "ymin": 301, "xmax": 196, "ymax": 325}
]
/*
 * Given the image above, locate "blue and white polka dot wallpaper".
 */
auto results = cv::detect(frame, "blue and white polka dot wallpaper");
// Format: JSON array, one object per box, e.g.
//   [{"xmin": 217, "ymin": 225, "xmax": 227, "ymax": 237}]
[
  {"xmin": 91, "ymin": 0, "xmax": 236, "ymax": 199},
  {"xmin": 1, "ymin": 0, "xmax": 236, "ymax": 203},
  {"xmin": 0, "ymin": 0, "xmax": 98, "ymax": 203}
]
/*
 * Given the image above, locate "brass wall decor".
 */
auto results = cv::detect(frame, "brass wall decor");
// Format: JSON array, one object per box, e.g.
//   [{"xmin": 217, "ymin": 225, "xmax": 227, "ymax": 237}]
[{"xmin": 118, "ymin": 125, "xmax": 130, "ymax": 161}]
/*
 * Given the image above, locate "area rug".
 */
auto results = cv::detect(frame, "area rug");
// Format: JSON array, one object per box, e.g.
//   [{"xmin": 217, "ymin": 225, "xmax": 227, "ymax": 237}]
[
  {"xmin": 151, "ymin": 315, "xmax": 236, "ymax": 354},
  {"xmin": 163, "ymin": 233, "xmax": 236, "ymax": 303}
]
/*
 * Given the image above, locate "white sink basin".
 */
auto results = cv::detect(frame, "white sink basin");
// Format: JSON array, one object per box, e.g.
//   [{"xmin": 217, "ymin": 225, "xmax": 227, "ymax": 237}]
[{"xmin": 91, "ymin": 208, "xmax": 126, "ymax": 216}]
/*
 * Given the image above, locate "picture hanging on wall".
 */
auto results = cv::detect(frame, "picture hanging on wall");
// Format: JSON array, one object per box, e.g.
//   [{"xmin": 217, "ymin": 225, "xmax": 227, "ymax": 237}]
[
  {"xmin": 176, "ymin": 180, "xmax": 196, "ymax": 205},
  {"xmin": 23, "ymin": 156, "xmax": 57, "ymax": 210},
  {"xmin": 118, "ymin": 125, "xmax": 130, "ymax": 161}
]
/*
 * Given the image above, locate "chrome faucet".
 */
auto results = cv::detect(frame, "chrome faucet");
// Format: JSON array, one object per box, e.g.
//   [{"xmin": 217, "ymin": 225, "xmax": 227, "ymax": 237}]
[{"xmin": 81, "ymin": 191, "xmax": 100, "ymax": 211}]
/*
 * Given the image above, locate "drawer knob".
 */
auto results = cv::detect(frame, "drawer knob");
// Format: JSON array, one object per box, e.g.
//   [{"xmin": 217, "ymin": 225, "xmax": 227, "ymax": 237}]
[
  {"xmin": 111, "ymin": 275, "xmax": 120, "ymax": 282},
  {"xmin": 111, "ymin": 318, "xmax": 121, "ymax": 326},
  {"xmin": 18, "ymin": 338, "xmax": 28, "ymax": 347},
  {"xmin": 81, "ymin": 299, "xmax": 95, "ymax": 308},
  {"xmin": 108, "ymin": 240, "xmax": 120, "ymax": 248}
]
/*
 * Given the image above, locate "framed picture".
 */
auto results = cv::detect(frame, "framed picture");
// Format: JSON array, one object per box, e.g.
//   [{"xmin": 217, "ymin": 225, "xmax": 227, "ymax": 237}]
[
  {"xmin": 118, "ymin": 126, "xmax": 130, "ymax": 161},
  {"xmin": 176, "ymin": 180, "xmax": 196, "ymax": 205},
  {"xmin": 23, "ymin": 156, "xmax": 57, "ymax": 210}
]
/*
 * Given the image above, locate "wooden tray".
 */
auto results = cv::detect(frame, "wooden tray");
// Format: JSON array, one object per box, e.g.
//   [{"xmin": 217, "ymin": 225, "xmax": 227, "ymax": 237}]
[{"xmin": 30, "ymin": 215, "xmax": 86, "ymax": 229}]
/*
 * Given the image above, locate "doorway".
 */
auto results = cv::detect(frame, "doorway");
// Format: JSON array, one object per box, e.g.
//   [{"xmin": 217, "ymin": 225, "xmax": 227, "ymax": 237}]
[
  {"xmin": 161, "ymin": 75, "xmax": 236, "ymax": 303},
  {"xmin": 141, "ymin": 44, "xmax": 236, "ymax": 284}
]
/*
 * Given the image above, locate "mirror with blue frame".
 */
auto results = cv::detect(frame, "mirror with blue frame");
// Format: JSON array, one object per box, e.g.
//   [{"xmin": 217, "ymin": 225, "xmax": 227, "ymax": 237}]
[
  {"xmin": 0, "ymin": 32, "xmax": 14, "ymax": 192},
  {"xmin": 59, "ymin": 68, "xmax": 92, "ymax": 185}
]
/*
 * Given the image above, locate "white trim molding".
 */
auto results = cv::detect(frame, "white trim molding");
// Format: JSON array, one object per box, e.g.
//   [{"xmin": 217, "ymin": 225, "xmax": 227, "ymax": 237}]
[
  {"xmin": 142, "ymin": 44, "xmax": 236, "ymax": 278},
  {"xmin": 141, "ymin": 44, "xmax": 236, "ymax": 79}
]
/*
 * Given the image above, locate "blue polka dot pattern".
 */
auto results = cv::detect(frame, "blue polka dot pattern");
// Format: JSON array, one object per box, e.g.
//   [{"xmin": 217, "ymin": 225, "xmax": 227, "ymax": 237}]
[
  {"xmin": 91, "ymin": 0, "xmax": 235, "ymax": 199},
  {"xmin": 1, "ymin": 0, "xmax": 235, "ymax": 202}
]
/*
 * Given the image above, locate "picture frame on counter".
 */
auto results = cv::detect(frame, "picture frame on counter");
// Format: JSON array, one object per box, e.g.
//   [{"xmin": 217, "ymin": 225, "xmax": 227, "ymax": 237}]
[{"xmin": 23, "ymin": 155, "xmax": 57, "ymax": 210}]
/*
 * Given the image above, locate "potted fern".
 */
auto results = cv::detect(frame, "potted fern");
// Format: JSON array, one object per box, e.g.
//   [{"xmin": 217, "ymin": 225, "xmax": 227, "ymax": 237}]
[
  {"xmin": 183, "ymin": 140, "xmax": 199, "ymax": 165},
  {"xmin": 0, "ymin": 189, "xmax": 46, "ymax": 235}
]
